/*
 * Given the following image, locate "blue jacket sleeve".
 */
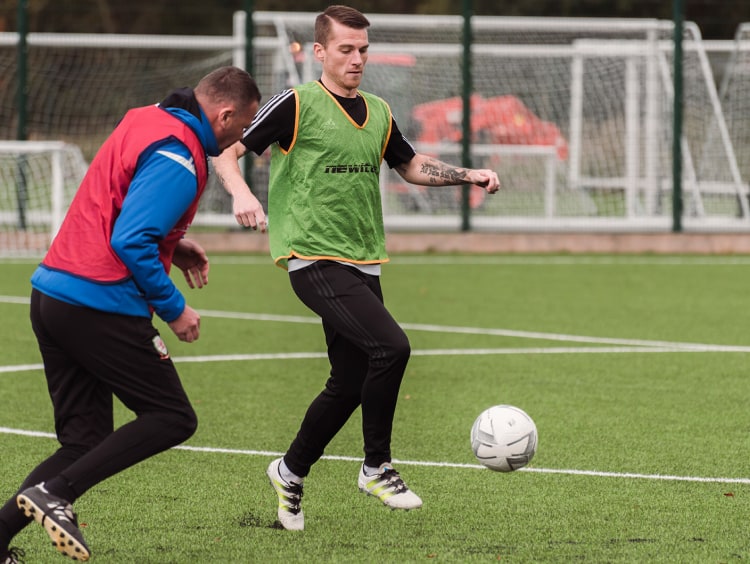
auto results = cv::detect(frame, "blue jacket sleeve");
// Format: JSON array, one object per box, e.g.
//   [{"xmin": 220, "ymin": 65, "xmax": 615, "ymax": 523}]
[{"xmin": 110, "ymin": 139, "xmax": 198, "ymax": 323}]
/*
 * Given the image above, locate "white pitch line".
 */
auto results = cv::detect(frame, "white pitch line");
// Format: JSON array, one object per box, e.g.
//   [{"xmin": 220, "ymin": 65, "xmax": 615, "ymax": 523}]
[
  {"xmin": 3, "ymin": 298, "xmax": 750, "ymax": 377},
  {"xmin": 3, "ymin": 296, "xmax": 749, "ymax": 351},
  {"xmin": 0, "ymin": 295, "xmax": 31, "ymax": 304},
  {"xmin": 196, "ymin": 309, "xmax": 750, "ymax": 351},
  {"xmin": 197, "ymin": 309, "xmax": 318, "ymax": 325},
  {"xmin": 400, "ymin": 322, "xmax": 750, "ymax": 351},
  {"xmin": 1, "ymin": 426, "xmax": 747, "ymax": 485},
  {"xmin": 176, "ymin": 352, "xmax": 327, "ymax": 363},
  {"xmin": 412, "ymin": 346, "xmax": 725, "ymax": 355},
  {"xmin": 0, "ymin": 427, "xmax": 53, "ymax": 439},
  {"xmin": 0, "ymin": 363, "xmax": 43, "ymax": 374},
  {"xmin": 519, "ymin": 466, "xmax": 750, "ymax": 484},
  {"xmin": 1, "ymin": 345, "xmax": 744, "ymax": 376},
  {"xmin": 163, "ymin": 346, "xmax": 742, "ymax": 363}
]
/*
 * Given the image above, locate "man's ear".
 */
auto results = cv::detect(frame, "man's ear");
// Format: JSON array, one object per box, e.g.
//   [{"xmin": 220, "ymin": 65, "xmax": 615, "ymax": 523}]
[
  {"xmin": 218, "ymin": 107, "xmax": 233, "ymax": 127},
  {"xmin": 313, "ymin": 42, "xmax": 325, "ymax": 62}
]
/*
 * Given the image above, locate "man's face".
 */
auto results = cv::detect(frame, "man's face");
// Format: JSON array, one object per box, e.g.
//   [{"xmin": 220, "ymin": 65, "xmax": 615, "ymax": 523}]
[
  {"xmin": 315, "ymin": 19, "xmax": 369, "ymax": 97},
  {"xmin": 216, "ymin": 100, "xmax": 259, "ymax": 152}
]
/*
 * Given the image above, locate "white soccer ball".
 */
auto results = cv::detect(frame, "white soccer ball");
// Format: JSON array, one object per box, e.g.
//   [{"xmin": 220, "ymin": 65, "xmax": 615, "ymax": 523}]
[{"xmin": 470, "ymin": 404, "xmax": 538, "ymax": 472}]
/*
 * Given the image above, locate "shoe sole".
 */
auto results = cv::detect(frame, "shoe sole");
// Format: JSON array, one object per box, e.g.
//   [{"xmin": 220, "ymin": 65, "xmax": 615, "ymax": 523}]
[{"xmin": 17, "ymin": 493, "xmax": 90, "ymax": 562}]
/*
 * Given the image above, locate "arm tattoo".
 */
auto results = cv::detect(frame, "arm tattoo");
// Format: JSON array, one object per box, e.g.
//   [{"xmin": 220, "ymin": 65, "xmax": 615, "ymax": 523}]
[{"xmin": 420, "ymin": 159, "xmax": 469, "ymax": 185}]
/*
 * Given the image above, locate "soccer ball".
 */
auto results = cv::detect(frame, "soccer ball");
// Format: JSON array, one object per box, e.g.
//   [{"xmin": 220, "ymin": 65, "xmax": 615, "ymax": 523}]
[{"xmin": 470, "ymin": 404, "xmax": 538, "ymax": 472}]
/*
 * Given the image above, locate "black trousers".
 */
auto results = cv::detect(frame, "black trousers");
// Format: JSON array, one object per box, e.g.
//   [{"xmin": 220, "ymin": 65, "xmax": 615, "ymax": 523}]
[
  {"xmin": 284, "ymin": 261, "xmax": 410, "ymax": 477},
  {"xmin": 0, "ymin": 290, "xmax": 197, "ymax": 545}
]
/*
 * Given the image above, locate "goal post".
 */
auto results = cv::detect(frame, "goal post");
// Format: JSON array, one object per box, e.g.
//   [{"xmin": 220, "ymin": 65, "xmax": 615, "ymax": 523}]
[
  {"xmin": 568, "ymin": 28, "xmax": 747, "ymax": 222},
  {"xmin": 714, "ymin": 24, "xmax": 750, "ymax": 217}
]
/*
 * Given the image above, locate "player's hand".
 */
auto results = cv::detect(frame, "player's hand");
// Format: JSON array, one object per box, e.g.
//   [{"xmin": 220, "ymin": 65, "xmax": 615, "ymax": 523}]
[
  {"xmin": 472, "ymin": 169, "xmax": 500, "ymax": 194},
  {"xmin": 172, "ymin": 239, "xmax": 209, "ymax": 289},
  {"xmin": 232, "ymin": 190, "xmax": 267, "ymax": 232},
  {"xmin": 168, "ymin": 305, "xmax": 201, "ymax": 343}
]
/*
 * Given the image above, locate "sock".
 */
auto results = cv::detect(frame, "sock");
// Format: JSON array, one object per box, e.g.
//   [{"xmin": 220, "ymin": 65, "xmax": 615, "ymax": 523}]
[
  {"xmin": 0, "ymin": 503, "xmax": 28, "ymax": 554},
  {"xmin": 42, "ymin": 477, "xmax": 77, "ymax": 504},
  {"xmin": 0, "ymin": 519, "xmax": 11, "ymax": 553},
  {"xmin": 279, "ymin": 459, "xmax": 303, "ymax": 485},
  {"xmin": 363, "ymin": 462, "xmax": 389, "ymax": 476}
]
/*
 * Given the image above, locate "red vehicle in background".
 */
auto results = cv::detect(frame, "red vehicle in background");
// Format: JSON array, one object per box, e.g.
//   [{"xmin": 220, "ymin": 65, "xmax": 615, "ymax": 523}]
[{"xmin": 410, "ymin": 94, "xmax": 568, "ymax": 209}]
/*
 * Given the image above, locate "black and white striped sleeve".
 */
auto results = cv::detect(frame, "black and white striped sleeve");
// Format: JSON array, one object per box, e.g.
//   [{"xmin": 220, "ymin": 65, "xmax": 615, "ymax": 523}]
[{"xmin": 241, "ymin": 88, "xmax": 297, "ymax": 155}]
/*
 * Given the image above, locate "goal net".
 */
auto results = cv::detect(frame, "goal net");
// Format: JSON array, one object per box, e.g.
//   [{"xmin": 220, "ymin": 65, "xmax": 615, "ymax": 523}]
[
  {"xmin": 0, "ymin": 141, "xmax": 87, "ymax": 257},
  {"xmin": 715, "ymin": 24, "xmax": 750, "ymax": 214}
]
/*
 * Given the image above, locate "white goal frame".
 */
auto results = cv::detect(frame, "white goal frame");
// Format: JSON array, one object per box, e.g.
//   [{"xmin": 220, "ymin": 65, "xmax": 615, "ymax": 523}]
[
  {"xmin": 0, "ymin": 141, "xmax": 87, "ymax": 256},
  {"xmin": 569, "ymin": 31, "xmax": 747, "ymax": 222}
]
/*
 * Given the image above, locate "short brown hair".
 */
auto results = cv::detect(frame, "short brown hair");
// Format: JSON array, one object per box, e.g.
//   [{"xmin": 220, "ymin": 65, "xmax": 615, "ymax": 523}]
[
  {"xmin": 314, "ymin": 5, "xmax": 370, "ymax": 46},
  {"xmin": 194, "ymin": 66, "xmax": 261, "ymax": 108}
]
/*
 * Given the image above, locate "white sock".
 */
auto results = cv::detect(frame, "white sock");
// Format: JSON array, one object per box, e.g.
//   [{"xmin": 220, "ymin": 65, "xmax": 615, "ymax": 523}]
[
  {"xmin": 279, "ymin": 459, "xmax": 303, "ymax": 484},
  {"xmin": 363, "ymin": 463, "xmax": 389, "ymax": 476}
]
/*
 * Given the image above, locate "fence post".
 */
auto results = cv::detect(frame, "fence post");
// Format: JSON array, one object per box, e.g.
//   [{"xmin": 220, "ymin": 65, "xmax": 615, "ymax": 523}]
[
  {"xmin": 16, "ymin": 0, "xmax": 27, "ymax": 142},
  {"xmin": 16, "ymin": 0, "xmax": 29, "ymax": 230},
  {"xmin": 244, "ymin": 0, "xmax": 254, "ymax": 77},
  {"xmin": 460, "ymin": 0, "xmax": 473, "ymax": 232},
  {"xmin": 672, "ymin": 0, "xmax": 684, "ymax": 232},
  {"xmin": 244, "ymin": 0, "xmax": 254, "ymax": 190}
]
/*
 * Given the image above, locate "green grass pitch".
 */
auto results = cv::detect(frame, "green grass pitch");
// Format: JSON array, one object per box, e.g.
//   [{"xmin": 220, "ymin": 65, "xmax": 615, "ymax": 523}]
[{"xmin": 1, "ymin": 253, "xmax": 749, "ymax": 562}]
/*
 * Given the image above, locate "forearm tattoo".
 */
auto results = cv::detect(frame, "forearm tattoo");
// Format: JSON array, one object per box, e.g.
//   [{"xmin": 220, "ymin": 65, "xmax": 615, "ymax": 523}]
[{"xmin": 420, "ymin": 159, "xmax": 470, "ymax": 185}]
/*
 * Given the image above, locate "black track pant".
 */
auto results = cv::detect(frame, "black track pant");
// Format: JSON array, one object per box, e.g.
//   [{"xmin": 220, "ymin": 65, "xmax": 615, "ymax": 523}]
[
  {"xmin": 0, "ymin": 290, "xmax": 197, "ymax": 547},
  {"xmin": 284, "ymin": 261, "xmax": 410, "ymax": 477}
]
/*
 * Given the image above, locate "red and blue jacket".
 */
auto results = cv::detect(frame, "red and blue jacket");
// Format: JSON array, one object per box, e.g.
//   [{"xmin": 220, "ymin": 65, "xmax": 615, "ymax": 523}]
[{"xmin": 31, "ymin": 93, "xmax": 218, "ymax": 322}]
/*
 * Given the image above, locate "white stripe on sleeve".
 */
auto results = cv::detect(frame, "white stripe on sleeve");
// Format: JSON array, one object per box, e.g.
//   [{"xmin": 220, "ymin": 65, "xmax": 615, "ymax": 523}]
[{"xmin": 155, "ymin": 150, "xmax": 196, "ymax": 176}]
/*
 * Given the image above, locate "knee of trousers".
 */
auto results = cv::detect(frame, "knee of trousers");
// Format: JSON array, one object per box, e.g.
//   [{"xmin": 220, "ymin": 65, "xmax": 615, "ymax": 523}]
[
  {"xmin": 175, "ymin": 408, "xmax": 199, "ymax": 442},
  {"xmin": 386, "ymin": 335, "xmax": 411, "ymax": 364},
  {"xmin": 151, "ymin": 406, "xmax": 198, "ymax": 445},
  {"xmin": 371, "ymin": 339, "xmax": 411, "ymax": 376}
]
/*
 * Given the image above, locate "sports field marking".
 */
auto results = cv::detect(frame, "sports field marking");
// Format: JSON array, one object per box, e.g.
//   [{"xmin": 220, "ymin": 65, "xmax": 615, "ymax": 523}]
[
  {"xmin": 3, "ymin": 294, "xmax": 750, "ymax": 377},
  {"xmin": 0, "ymin": 363, "xmax": 44, "ymax": 374},
  {"xmin": 0, "ymin": 343, "xmax": 743, "ymax": 376},
  {"xmin": 3, "ymin": 295, "xmax": 738, "ymax": 352},
  {"xmin": 1, "ymin": 425, "xmax": 747, "ymax": 485},
  {"xmin": 196, "ymin": 308, "xmax": 750, "ymax": 352},
  {"xmin": 4, "ymin": 294, "xmax": 750, "ymax": 351},
  {"xmin": 0, "ymin": 295, "xmax": 32, "ymax": 305}
]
